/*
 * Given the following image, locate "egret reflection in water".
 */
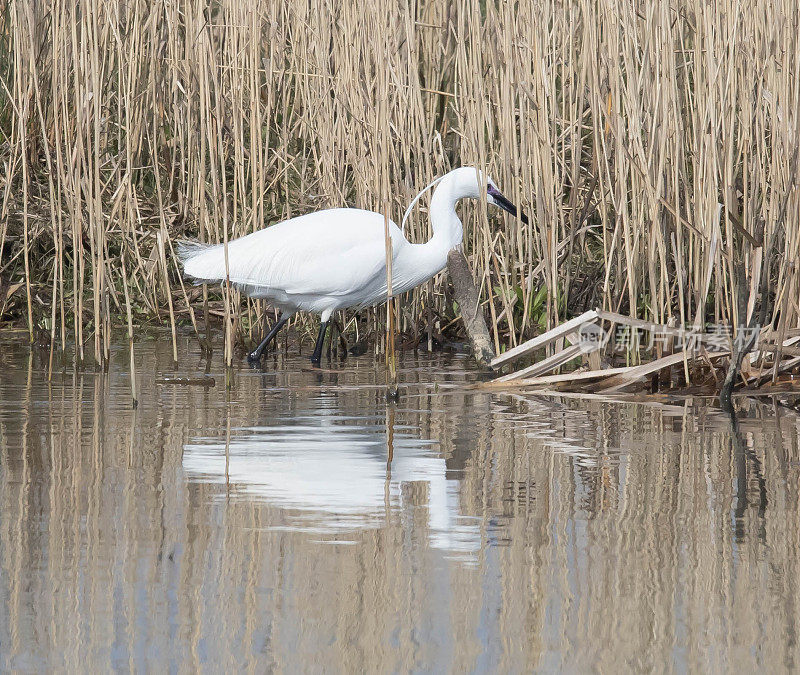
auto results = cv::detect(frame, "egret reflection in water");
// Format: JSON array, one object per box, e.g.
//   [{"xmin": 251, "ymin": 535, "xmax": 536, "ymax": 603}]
[{"xmin": 182, "ymin": 404, "xmax": 482, "ymax": 555}]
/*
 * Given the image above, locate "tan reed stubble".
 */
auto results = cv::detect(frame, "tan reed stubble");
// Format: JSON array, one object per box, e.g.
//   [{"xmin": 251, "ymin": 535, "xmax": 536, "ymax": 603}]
[{"xmin": 0, "ymin": 0, "xmax": 797, "ymax": 370}]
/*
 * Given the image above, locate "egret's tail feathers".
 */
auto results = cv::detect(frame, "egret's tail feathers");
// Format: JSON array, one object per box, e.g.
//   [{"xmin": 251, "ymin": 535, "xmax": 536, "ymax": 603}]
[
  {"xmin": 176, "ymin": 239, "xmax": 211, "ymax": 264},
  {"xmin": 176, "ymin": 240, "xmax": 222, "ymax": 284}
]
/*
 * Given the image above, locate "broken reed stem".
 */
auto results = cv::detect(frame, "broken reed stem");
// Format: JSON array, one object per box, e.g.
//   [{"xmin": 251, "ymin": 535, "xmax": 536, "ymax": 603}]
[
  {"xmin": 377, "ymin": 46, "xmax": 398, "ymax": 397},
  {"xmin": 385, "ymin": 223, "xmax": 398, "ymax": 398},
  {"xmin": 157, "ymin": 228, "xmax": 178, "ymax": 365},
  {"xmin": 1, "ymin": 0, "xmax": 798, "ymax": 361}
]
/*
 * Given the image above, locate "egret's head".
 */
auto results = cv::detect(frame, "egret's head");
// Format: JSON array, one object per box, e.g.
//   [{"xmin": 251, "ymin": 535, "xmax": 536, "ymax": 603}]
[
  {"xmin": 486, "ymin": 180, "xmax": 528, "ymax": 224},
  {"xmin": 449, "ymin": 167, "xmax": 528, "ymax": 224}
]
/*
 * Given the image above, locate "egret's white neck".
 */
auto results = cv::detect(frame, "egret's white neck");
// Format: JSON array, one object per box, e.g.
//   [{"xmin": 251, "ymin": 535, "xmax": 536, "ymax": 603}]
[
  {"xmin": 428, "ymin": 178, "xmax": 463, "ymax": 251},
  {"xmin": 391, "ymin": 172, "xmax": 469, "ymax": 296}
]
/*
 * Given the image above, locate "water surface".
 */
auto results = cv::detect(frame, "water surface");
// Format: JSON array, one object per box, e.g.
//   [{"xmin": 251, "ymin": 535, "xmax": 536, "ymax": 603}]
[{"xmin": 1, "ymin": 332, "xmax": 799, "ymax": 671}]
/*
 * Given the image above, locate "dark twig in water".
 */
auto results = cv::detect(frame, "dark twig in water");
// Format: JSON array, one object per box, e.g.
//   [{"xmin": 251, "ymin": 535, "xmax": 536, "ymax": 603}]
[{"xmin": 156, "ymin": 377, "xmax": 216, "ymax": 386}]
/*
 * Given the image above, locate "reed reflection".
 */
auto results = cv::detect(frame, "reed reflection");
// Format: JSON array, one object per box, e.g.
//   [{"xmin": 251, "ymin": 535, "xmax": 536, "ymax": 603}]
[
  {"xmin": 0, "ymin": 335, "xmax": 799, "ymax": 672},
  {"xmin": 729, "ymin": 408, "xmax": 769, "ymax": 545}
]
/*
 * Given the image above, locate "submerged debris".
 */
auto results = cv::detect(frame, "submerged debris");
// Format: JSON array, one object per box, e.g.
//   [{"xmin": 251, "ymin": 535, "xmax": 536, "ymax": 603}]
[
  {"xmin": 487, "ymin": 309, "xmax": 799, "ymax": 397},
  {"xmin": 156, "ymin": 376, "xmax": 216, "ymax": 387}
]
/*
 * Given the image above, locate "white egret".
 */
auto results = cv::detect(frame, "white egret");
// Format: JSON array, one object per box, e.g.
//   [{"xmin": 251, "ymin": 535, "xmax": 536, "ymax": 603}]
[{"xmin": 178, "ymin": 166, "xmax": 526, "ymax": 364}]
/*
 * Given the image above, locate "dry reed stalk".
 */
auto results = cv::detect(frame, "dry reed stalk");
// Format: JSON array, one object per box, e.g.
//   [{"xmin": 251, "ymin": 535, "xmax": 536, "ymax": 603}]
[
  {"xmin": 0, "ymin": 0, "xmax": 797, "ymax": 365},
  {"xmin": 156, "ymin": 228, "xmax": 178, "ymax": 365}
]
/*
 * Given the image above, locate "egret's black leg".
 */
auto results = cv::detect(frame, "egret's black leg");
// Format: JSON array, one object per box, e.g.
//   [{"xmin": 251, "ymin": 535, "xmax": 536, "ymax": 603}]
[
  {"xmin": 310, "ymin": 321, "xmax": 329, "ymax": 365},
  {"xmin": 248, "ymin": 314, "xmax": 290, "ymax": 363}
]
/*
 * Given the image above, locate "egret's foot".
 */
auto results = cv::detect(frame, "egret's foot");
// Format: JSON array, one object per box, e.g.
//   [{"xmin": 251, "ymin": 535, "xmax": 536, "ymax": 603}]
[
  {"xmin": 310, "ymin": 356, "xmax": 321, "ymax": 367},
  {"xmin": 247, "ymin": 351, "xmax": 262, "ymax": 366}
]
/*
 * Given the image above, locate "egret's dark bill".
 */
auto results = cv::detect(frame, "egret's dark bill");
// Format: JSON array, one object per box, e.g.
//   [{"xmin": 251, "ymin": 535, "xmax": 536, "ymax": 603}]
[{"xmin": 487, "ymin": 185, "xmax": 529, "ymax": 224}]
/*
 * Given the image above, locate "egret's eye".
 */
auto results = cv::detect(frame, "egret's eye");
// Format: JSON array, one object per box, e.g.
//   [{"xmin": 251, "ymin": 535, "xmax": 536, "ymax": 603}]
[{"xmin": 487, "ymin": 184, "xmax": 500, "ymax": 198}]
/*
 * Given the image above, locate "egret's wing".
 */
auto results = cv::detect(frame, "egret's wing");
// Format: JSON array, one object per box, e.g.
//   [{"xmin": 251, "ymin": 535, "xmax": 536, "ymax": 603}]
[{"xmin": 181, "ymin": 209, "xmax": 400, "ymax": 297}]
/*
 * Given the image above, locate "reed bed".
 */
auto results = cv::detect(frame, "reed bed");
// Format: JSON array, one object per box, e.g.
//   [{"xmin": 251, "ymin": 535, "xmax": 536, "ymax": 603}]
[{"xmin": 1, "ymin": 0, "xmax": 798, "ymax": 367}]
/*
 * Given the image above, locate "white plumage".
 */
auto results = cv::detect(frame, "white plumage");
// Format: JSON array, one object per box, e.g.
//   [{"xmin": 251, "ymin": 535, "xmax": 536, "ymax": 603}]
[
  {"xmin": 178, "ymin": 166, "xmax": 525, "ymax": 363},
  {"xmin": 182, "ymin": 410, "xmax": 480, "ymax": 555}
]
